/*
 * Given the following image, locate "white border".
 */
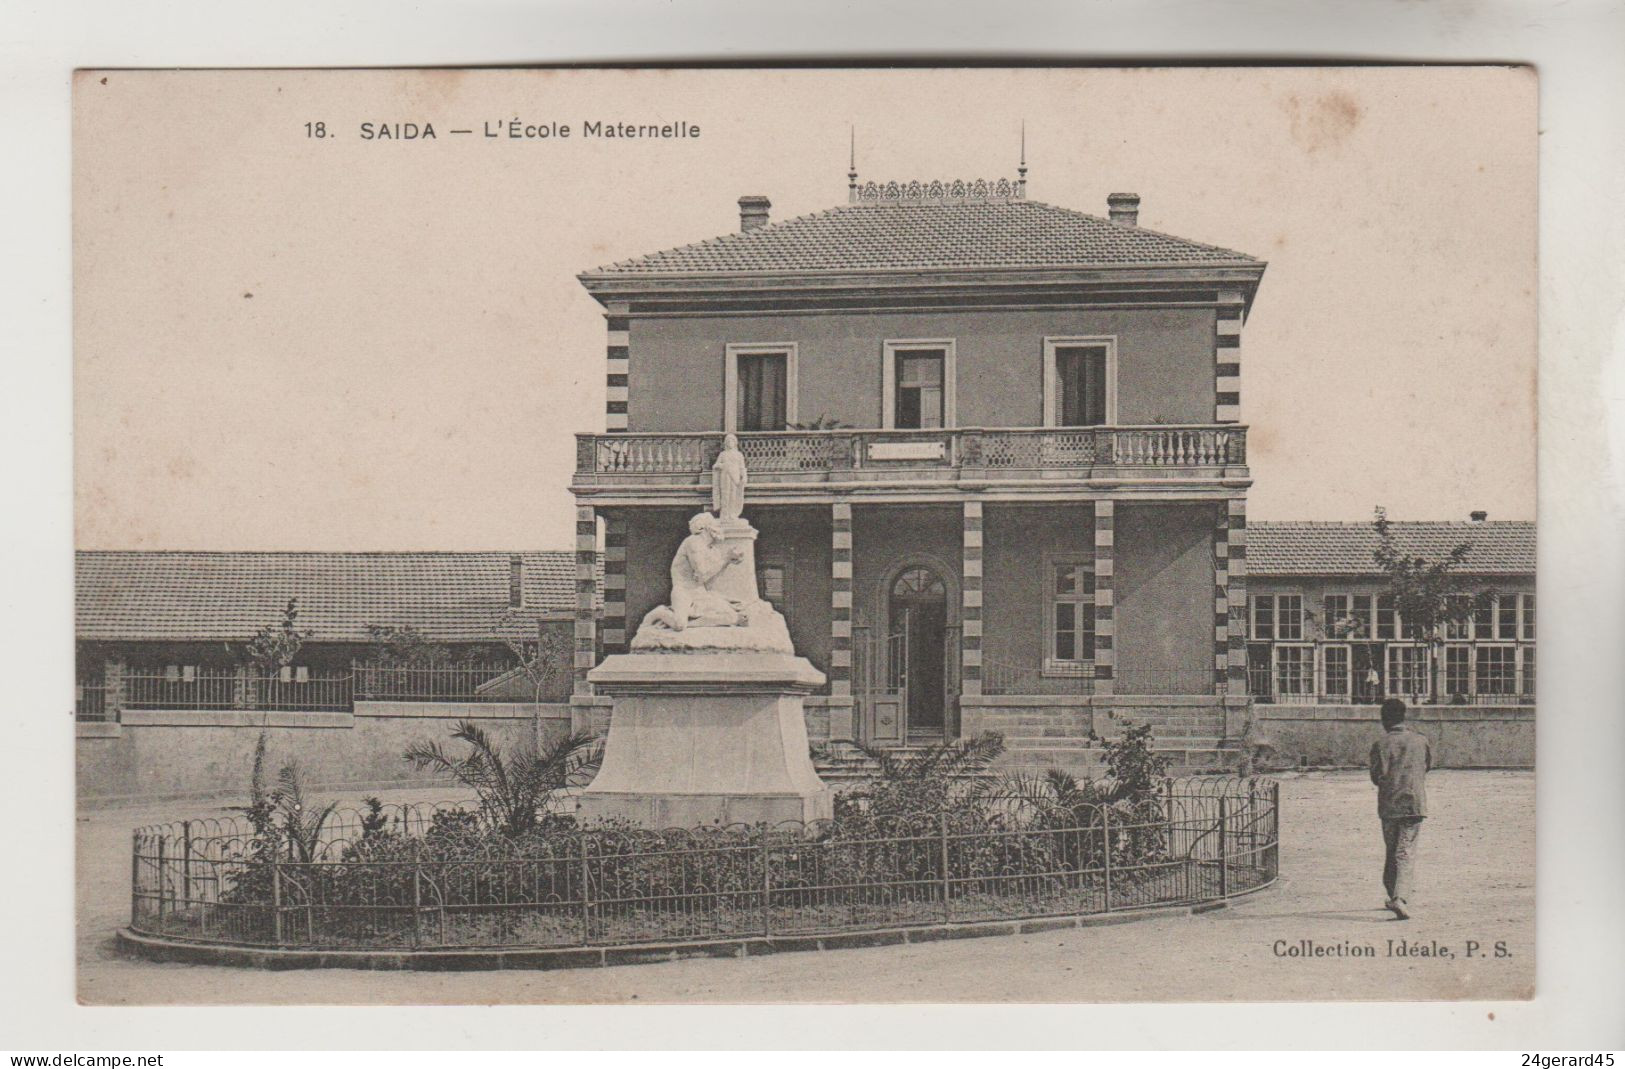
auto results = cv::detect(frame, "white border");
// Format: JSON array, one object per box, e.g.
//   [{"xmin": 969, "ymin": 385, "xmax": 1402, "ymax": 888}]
[{"xmin": 6, "ymin": 0, "xmax": 1625, "ymax": 1052}]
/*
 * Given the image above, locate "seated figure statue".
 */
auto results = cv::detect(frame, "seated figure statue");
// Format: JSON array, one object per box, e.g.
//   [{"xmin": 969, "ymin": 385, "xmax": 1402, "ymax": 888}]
[{"xmin": 639, "ymin": 512, "xmax": 749, "ymax": 632}]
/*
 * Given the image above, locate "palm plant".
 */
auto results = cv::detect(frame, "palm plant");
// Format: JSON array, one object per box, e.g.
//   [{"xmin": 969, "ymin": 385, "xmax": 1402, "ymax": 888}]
[
  {"xmin": 403, "ymin": 721, "xmax": 601, "ymax": 837},
  {"xmin": 839, "ymin": 731, "xmax": 1006, "ymax": 819},
  {"xmin": 993, "ymin": 766, "xmax": 1125, "ymax": 821},
  {"xmin": 274, "ymin": 762, "xmax": 339, "ymax": 863},
  {"xmin": 230, "ymin": 731, "xmax": 337, "ymax": 861}
]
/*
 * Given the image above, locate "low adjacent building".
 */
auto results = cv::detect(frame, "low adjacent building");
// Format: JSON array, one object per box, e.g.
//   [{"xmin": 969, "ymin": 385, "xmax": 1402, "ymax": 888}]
[
  {"xmin": 74, "ymin": 550, "xmax": 587, "ymax": 801},
  {"xmin": 1246, "ymin": 517, "xmax": 1535, "ymax": 768}
]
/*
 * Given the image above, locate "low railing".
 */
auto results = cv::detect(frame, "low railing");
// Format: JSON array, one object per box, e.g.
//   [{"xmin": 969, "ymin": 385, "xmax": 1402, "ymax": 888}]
[
  {"xmin": 76, "ymin": 683, "xmax": 112, "ymax": 722},
  {"xmin": 128, "ymin": 778, "xmax": 1279, "ymax": 954},
  {"xmin": 124, "ymin": 668, "xmax": 353, "ymax": 713},
  {"xmin": 578, "ymin": 425, "xmax": 1246, "ymax": 478},
  {"xmin": 114, "ymin": 662, "xmax": 540, "ymax": 716},
  {"xmin": 981, "ymin": 658, "xmax": 1094, "ymax": 696},
  {"xmin": 352, "ymin": 662, "xmax": 519, "ymax": 703},
  {"xmin": 980, "ymin": 662, "xmax": 1227, "ymax": 697}
]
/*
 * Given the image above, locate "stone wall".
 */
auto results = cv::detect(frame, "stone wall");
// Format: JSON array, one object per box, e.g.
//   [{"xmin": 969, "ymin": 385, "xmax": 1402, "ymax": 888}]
[
  {"xmin": 1252, "ymin": 703, "xmax": 1534, "ymax": 769},
  {"xmin": 1114, "ymin": 502, "xmax": 1220, "ymax": 692},
  {"xmin": 76, "ymin": 702, "xmax": 574, "ymax": 804}
]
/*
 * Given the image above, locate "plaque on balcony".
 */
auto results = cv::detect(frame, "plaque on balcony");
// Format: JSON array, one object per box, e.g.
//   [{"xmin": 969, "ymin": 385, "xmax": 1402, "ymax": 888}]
[{"xmin": 868, "ymin": 440, "xmax": 946, "ymax": 462}]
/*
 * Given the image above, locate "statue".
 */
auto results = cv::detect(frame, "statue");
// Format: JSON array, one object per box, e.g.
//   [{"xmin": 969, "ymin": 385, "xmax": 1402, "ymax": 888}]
[
  {"xmin": 712, "ymin": 433, "xmax": 747, "ymax": 522},
  {"xmin": 638, "ymin": 513, "xmax": 748, "ymax": 632},
  {"xmin": 630, "ymin": 441, "xmax": 794, "ymax": 654}
]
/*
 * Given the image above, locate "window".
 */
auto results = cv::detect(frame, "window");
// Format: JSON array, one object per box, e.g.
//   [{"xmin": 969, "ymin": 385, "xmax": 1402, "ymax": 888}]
[
  {"xmin": 1348, "ymin": 594, "xmax": 1374, "ymax": 639},
  {"xmin": 1386, "ymin": 645, "xmax": 1429, "ymax": 698},
  {"xmin": 1521, "ymin": 645, "xmax": 1536, "ymax": 698},
  {"xmin": 1473, "ymin": 594, "xmax": 1494, "ymax": 640},
  {"xmin": 1044, "ymin": 338, "xmax": 1116, "ymax": 427},
  {"xmin": 1250, "ymin": 595, "xmax": 1275, "ymax": 641},
  {"xmin": 883, "ymin": 340, "xmax": 956, "ymax": 430},
  {"xmin": 1323, "ymin": 594, "xmax": 1350, "ymax": 637},
  {"xmin": 724, "ymin": 344, "xmax": 797, "ymax": 432},
  {"xmin": 1323, "ymin": 644, "xmax": 1351, "ymax": 699},
  {"xmin": 1444, "ymin": 645, "xmax": 1471, "ymax": 698},
  {"xmin": 1048, "ymin": 559, "xmax": 1095, "ymax": 665},
  {"xmin": 1476, "ymin": 645, "xmax": 1517, "ymax": 696},
  {"xmin": 1276, "ymin": 595, "xmax": 1303, "ymax": 641},
  {"xmin": 1275, "ymin": 645, "xmax": 1312, "ymax": 697},
  {"xmin": 1375, "ymin": 594, "xmax": 1398, "ymax": 641},
  {"xmin": 1247, "ymin": 644, "xmax": 1273, "ymax": 700},
  {"xmin": 1250, "ymin": 594, "xmax": 1300, "ymax": 640},
  {"xmin": 1497, "ymin": 596, "xmax": 1518, "ymax": 642},
  {"xmin": 757, "ymin": 555, "xmax": 792, "ymax": 611},
  {"xmin": 1444, "ymin": 595, "xmax": 1473, "ymax": 640},
  {"xmin": 1521, "ymin": 593, "xmax": 1536, "ymax": 640},
  {"xmin": 1353, "ymin": 644, "xmax": 1384, "ymax": 703}
]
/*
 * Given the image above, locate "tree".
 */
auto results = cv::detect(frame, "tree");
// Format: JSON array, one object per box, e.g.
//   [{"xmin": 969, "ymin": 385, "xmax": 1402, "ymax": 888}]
[
  {"xmin": 492, "ymin": 609, "xmax": 571, "ymax": 705},
  {"xmin": 1360, "ymin": 507, "xmax": 1490, "ymax": 700},
  {"xmin": 365, "ymin": 623, "xmax": 450, "ymax": 667},
  {"xmin": 243, "ymin": 597, "xmax": 312, "ymax": 673},
  {"xmin": 402, "ymin": 720, "xmax": 601, "ymax": 837}
]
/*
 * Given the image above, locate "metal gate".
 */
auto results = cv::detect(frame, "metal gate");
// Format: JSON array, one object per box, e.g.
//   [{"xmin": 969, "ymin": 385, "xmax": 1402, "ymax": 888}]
[
  {"xmin": 853, "ymin": 620, "xmax": 907, "ymax": 745},
  {"xmin": 853, "ymin": 620, "xmax": 962, "ymax": 746}
]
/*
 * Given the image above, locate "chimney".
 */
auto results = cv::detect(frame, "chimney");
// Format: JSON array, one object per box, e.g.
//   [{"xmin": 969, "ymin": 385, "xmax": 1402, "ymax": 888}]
[
  {"xmin": 1469, "ymin": 510, "xmax": 1488, "ymax": 524},
  {"xmin": 1107, "ymin": 192, "xmax": 1140, "ymax": 226},
  {"xmin": 508, "ymin": 554, "xmax": 523, "ymax": 607},
  {"xmin": 738, "ymin": 195, "xmax": 771, "ymax": 232}
]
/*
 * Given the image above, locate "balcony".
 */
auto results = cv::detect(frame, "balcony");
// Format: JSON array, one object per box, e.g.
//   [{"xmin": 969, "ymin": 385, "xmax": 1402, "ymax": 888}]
[{"xmin": 572, "ymin": 425, "xmax": 1248, "ymax": 503}]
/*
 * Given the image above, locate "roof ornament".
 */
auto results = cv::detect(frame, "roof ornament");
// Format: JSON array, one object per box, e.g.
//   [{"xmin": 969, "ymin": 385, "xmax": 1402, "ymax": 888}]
[
  {"xmin": 847, "ymin": 125, "xmax": 858, "ymax": 197},
  {"xmin": 1018, "ymin": 120, "xmax": 1028, "ymax": 194},
  {"xmin": 850, "ymin": 174, "xmax": 1027, "ymax": 205}
]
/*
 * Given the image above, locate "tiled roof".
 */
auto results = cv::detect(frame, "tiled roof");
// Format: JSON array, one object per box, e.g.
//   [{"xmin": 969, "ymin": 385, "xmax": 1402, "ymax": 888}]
[
  {"xmin": 76, "ymin": 551, "xmax": 591, "ymax": 644},
  {"xmin": 1248, "ymin": 522, "xmax": 1535, "ymax": 577},
  {"xmin": 586, "ymin": 199, "xmax": 1257, "ymax": 276}
]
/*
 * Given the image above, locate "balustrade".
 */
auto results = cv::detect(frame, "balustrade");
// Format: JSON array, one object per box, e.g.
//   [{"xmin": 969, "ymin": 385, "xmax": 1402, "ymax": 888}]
[{"xmin": 577, "ymin": 426, "xmax": 1244, "ymax": 477}]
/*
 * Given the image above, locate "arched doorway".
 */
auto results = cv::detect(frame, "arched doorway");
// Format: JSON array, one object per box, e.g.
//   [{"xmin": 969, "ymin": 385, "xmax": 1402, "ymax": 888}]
[{"xmin": 889, "ymin": 564, "xmax": 949, "ymax": 740}]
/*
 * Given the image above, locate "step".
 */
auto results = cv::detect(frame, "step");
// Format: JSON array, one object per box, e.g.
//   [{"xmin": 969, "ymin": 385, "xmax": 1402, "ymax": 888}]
[{"xmin": 1002, "ymin": 735, "xmax": 1096, "ymax": 748}]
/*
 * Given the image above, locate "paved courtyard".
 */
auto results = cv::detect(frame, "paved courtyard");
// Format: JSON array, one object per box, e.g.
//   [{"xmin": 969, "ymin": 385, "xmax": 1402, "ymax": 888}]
[{"xmin": 76, "ymin": 769, "xmax": 1534, "ymax": 1004}]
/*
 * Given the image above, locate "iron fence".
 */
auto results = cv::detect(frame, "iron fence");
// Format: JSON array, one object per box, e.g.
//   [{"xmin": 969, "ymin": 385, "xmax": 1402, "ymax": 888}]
[
  {"xmin": 351, "ymin": 662, "xmax": 519, "ymax": 703},
  {"xmin": 76, "ymin": 683, "xmax": 112, "ymax": 722},
  {"xmin": 128, "ymin": 777, "xmax": 1278, "ymax": 953},
  {"xmin": 124, "ymin": 667, "xmax": 352, "ymax": 712}
]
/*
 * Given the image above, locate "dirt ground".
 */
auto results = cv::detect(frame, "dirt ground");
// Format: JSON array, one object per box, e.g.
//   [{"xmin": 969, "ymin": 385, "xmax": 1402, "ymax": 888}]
[{"xmin": 76, "ymin": 770, "xmax": 1534, "ymax": 1005}]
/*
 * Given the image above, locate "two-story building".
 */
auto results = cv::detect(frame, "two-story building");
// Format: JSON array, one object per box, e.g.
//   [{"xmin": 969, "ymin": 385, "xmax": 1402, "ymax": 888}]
[{"xmin": 569, "ymin": 175, "xmax": 1266, "ymax": 769}]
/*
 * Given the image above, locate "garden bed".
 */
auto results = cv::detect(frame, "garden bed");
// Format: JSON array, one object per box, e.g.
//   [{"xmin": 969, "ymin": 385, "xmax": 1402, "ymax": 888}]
[{"xmin": 127, "ymin": 778, "xmax": 1279, "ymax": 956}]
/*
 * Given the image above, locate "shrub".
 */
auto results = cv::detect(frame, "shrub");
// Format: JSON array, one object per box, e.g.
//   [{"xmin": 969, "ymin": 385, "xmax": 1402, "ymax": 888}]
[
  {"xmin": 835, "ymin": 731, "xmax": 1005, "ymax": 823},
  {"xmin": 1095, "ymin": 721, "xmax": 1170, "ymax": 796},
  {"xmin": 403, "ymin": 720, "xmax": 601, "ymax": 837}
]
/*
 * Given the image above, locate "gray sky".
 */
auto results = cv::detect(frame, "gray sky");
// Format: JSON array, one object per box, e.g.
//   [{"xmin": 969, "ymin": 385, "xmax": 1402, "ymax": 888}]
[{"xmin": 74, "ymin": 67, "xmax": 1536, "ymax": 551}]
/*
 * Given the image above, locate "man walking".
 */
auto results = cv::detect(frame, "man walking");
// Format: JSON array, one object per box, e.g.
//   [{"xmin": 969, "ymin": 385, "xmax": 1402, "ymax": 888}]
[{"xmin": 1369, "ymin": 697, "xmax": 1433, "ymax": 920}]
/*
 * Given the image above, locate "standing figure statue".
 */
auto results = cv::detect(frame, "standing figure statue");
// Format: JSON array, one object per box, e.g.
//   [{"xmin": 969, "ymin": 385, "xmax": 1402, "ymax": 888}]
[
  {"xmin": 712, "ymin": 433, "xmax": 747, "ymax": 522},
  {"xmin": 639, "ymin": 512, "xmax": 748, "ymax": 633}
]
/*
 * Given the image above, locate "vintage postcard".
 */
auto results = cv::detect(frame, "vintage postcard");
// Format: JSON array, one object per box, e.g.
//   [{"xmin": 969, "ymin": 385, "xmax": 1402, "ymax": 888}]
[{"xmin": 73, "ymin": 66, "xmax": 1536, "ymax": 1005}]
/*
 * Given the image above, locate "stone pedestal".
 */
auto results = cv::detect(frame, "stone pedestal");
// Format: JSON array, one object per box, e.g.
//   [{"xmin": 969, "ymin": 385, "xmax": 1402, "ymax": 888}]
[
  {"xmin": 710, "ymin": 518, "xmax": 760, "ymax": 607},
  {"xmin": 578, "ymin": 651, "xmax": 833, "ymax": 827}
]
